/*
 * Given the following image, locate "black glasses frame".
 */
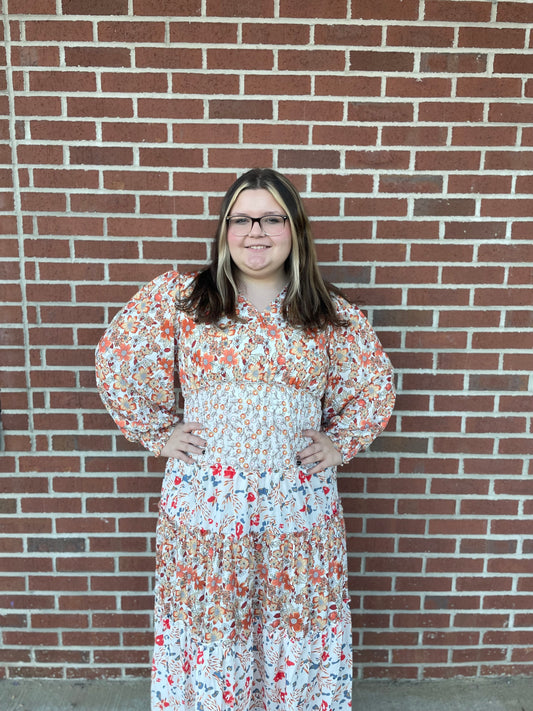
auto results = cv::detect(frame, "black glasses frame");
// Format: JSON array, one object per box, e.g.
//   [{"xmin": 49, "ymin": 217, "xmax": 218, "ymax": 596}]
[{"xmin": 226, "ymin": 215, "xmax": 289, "ymax": 235}]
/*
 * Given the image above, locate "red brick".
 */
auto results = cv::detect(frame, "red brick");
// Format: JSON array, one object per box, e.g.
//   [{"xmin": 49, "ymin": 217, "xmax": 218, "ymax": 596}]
[
  {"xmin": 101, "ymin": 71, "xmax": 167, "ymax": 94},
  {"xmin": 279, "ymin": 49, "xmax": 345, "ymax": 72},
  {"xmin": 351, "ymin": 50, "xmax": 415, "ymax": 73},
  {"xmin": 134, "ymin": 0, "xmax": 200, "ymax": 14},
  {"xmin": 65, "ymin": 46, "xmax": 131, "ymax": 68},
  {"xmin": 170, "ymin": 20, "xmax": 238, "ymax": 43},
  {"xmin": 352, "ymin": 0, "xmax": 418, "ymax": 19},
  {"xmin": 386, "ymin": 77, "xmax": 452, "ymax": 98},
  {"xmin": 7, "ymin": 0, "xmax": 55, "ymax": 11},
  {"xmin": 380, "ymin": 174, "xmax": 442, "ymax": 194},
  {"xmin": 207, "ymin": 48, "xmax": 273, "ymax": 71},
  {"xmin": 101, "ymin": 122, "xmax": 167, "ymax": 144},
  {"xmin": 346, "ymin": 198, "xmax": 408, "ymax": 218},
  {"xmin": 33, "ymin": 169, "xmax": 99, "ymax": 190},
  {"xmin": 495, "ymin": 54, "xmax": 533, "ymax": 74},
  {"xmin": 15, "ymin": 96, "xmax": 62, "ymax": 116},
  {"xmin": 242, "ymin": 124, "xmax": 307, "ymax": 146},
  {"xmin": 172, "ymin": 73, "xmax": 239, "ymax": 95},
  {"xmin": 490, "ymin": 102, "xmax": 533, "ymax": 123},
  {"xmin": 482, "ymin": 199, "xmax": 533, "ymax": 218},
  {"xmin": 387, "ymin": 25, "xmax": 453, "ymax": 48},
  {"xmin": 25, "ymin": 21, "xmax": 93, "ymax": 42},
  {"xmin": 498, "ymin": 1, "xmax": 533, "ymax": 22},
  {"xmin": 135, "ymin": 47, "xmax": 202, "ymax": 69},
  {"xmin": 70, "ymin": 193, "xmax": 135, "ymax": 214},
  {"xmin": 107, "ymin": 217, "xmax": 171, "ymax": 238},
  {"xmin": 279, "ymin": 100, "xmax": 344, "ymax": 122},
  {"xmin": 21, "ymin": 192, "xmax": 66, "ymax": 212},
  {"xmin": 99, "ymin": 21, "xmax": 166, "ymax": 43},
  {"xmin": 37, "ymin": 216, "xmax": 103, "ymax": 237},
  {"xmin": 441, "ymin": 266, "xmax": 504, "ymax": 285},
  {"xmin": 416, "ymin": 151, "xmax": 481, "ymax": 171},
  {"xmin": 425, "ymin": 0, "xmax": 491, "ymax": 21},
  {"xmin": 29, "ymin": 71, "xmax": 96, "ymax": 93},
  {"xmin": 444, "ymin": 221, "xmax": 505, "ymax": 240},
  {"xmin": 69, "ymin": 146, "xmax": 133, "ymax": 166},
  {"xmin": 63, "ymin": 0, "xmax": 128, "ymax": 12},
  {"xmin": 68, "ymin": 97, "xmax": 133, "ymax": 118},
  {"xmin": 420, "ymin": 52, "xmax": 486, "ymax": 74},
  {"xmin": 139, "ymin": 195, "xmax": 203, "ymax": 216},
  {"xmin": 349, "ymin": 102, "xmax": 413, "ymax": 123},
  {"xmin": 449, "ymin": 175, "xmax": 512, "ymax": 194},
  {"xmin": 460, "ymin": 27, "xmax": 526, "ymax": 49},
  {"xmin": 457, "ymin": 77, "xmax": 522, "ymax": 99},
  {"xmin": 209, "ymin": 100, "xmax": 272, "ymax": 121}
]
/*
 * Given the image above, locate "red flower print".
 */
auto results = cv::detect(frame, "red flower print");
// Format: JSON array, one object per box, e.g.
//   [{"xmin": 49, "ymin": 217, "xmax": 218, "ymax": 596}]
[
  {"xmin": 322, "ymin": 702, "xmax": 329, "ymax": 711},
  {"xmin": 235, "ymin": 522, "xmax": 244, "ymax": 538},
  {"xmin": 250, "ymin": 513, "xmax": 260, "ymax": 526},
  {"xmin": 211, "ymin": 463, "xmax": 222, "ymax": 476},
  {"xmin": 223, "ymin": 691, "xmax": 234, "ymax": 705},
  {"xmin": 182, "ymin": 660, "xmax": 190, "ymax": 673},
  {"xmin": 247, "ymin": 492, "xmax": 256, "ymax": 502},
  {"xmin": 274, "ymin": 671, "xmax": 285, "ymax": 682},
  {"xmin": 224, "ymin": 466, "xmax": 236, "ymax": 479},
  {"xmin": 155, "ymin": 634, "xmax": 164, "ymax": 646}
]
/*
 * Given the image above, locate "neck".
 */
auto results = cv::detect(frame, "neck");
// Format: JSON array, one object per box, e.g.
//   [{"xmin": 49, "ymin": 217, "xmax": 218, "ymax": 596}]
[{"xmin": 237, "ymin": 273, "xmax": 288, "ymax": 311}]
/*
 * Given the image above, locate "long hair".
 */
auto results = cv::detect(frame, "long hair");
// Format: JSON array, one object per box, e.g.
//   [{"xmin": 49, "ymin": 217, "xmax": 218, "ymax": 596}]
[{"xmin": 179, "ymin": 168, "xmax": 349, "ymax": 329}]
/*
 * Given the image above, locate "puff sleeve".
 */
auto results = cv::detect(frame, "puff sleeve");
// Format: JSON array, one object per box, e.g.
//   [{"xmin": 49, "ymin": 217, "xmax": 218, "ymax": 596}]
[
  {"xmin": 321, "ymin": 296, "xmax": 396, "ymax": 464},
  {"xmin": 95, "ymin": 271, "xmax": 183, "ymax": 456}
]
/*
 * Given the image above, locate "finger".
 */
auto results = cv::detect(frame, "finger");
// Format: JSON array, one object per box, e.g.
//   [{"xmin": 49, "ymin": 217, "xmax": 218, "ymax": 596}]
[
  {"xmin": 307, "ymin": 463, "xmax": 325, "ymax": 475},
  {"xmin": 181, "ymin": 421, "xmax": 204, "ymax": 433},
  {"xmin": 185, "ymin": 434, "xmax": 207, "ymax": 449},
  {"xmin": 298, "ymin": 444, "xmax": 323, "ymax": 460}
]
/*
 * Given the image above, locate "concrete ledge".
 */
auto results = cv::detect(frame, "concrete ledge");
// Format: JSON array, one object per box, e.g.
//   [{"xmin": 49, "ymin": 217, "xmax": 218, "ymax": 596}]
[{"xmin": 0, "ymin": 677, "xmax": 532, "ymax": 711}]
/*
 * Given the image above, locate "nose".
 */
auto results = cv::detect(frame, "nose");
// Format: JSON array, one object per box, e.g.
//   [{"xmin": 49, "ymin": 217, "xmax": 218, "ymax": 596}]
[{"xmin": 248, "ymin": 217, "xmax": 265, "ymax": 236}]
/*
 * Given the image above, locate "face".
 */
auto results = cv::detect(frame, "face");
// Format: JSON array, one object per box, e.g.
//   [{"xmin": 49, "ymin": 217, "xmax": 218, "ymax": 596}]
[{"xmin": 226, "ymin": 188, "xmax": 292, "ymax": 286}]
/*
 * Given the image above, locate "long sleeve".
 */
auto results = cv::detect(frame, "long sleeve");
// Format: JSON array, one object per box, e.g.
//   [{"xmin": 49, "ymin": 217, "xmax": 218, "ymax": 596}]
[
  {"xmin": 95, "ymin": 271, "xmax": 183, "ymax": 456},
  {"xmin": 321, "ymin": 297, "xmax": 396, "ymax": 464}
]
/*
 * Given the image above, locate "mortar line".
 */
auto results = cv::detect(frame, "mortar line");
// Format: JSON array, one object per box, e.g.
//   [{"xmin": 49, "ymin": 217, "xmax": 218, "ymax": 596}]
[{"xmin": 2, "ymin": 3, "xmax": 35, "ymax": 450}]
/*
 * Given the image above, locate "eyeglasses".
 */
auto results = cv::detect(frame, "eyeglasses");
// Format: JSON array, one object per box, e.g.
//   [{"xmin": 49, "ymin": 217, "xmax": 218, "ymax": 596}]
[{"xmin": 226, "ymin": 214, "xmax": 288, "ymax": 236}]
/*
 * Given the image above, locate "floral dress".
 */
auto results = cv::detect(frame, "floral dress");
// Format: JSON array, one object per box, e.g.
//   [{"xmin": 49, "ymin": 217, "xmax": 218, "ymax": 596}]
[{"xmin": 95, "ymin": 271, "xmax": 395, "ymax": 711}]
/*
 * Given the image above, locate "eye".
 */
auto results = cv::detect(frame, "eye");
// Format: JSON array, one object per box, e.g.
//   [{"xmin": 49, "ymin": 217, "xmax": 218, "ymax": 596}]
[
  {"xmin": 263, "ymin": 216, "xmax": 284, "ymax": 225},
  {"xmin": 230, "ymin": 217, "xmax": 250, "ymax": 226}
]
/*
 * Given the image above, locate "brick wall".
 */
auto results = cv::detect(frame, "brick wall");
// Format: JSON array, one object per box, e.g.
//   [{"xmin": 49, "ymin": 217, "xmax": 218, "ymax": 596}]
[{"xmin": 1, "ymin": 0, "xmax": 533, "ymax": 681}]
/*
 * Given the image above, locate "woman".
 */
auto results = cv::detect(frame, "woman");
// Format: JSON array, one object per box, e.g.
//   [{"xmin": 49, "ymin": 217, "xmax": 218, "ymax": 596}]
[{"xmin": 95, "ymin": 168, "xmax": 395, "ymax": 711}]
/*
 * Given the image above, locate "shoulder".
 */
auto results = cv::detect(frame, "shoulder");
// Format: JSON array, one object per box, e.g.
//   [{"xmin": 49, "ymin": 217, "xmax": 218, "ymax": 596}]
[
  {"xmin": 330, "ymin": 291, "xmax": 367, "ymax": 325},
  {"xmin": 133, "ymin": 270, "xmax": 198, "ymax": 302}
]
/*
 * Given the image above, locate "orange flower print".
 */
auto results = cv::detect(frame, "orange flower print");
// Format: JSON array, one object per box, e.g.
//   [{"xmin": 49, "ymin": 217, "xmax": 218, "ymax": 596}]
[
  {"xmin": 284, "ymin": 611, "xmax": 303, "ymax": 633},
  {"xmin": 161, "ymin": 319, "xmax": 173, "ymax": 339},
  {"xmin": 309, "ymin": 568, "xmax": 324, "ymax": 584},
  {"xmin": 181, "ymin": 318, "xmax": 195, "ymax": 338},
  {"xmin": 193, "ymin": 350, "xmax": 214, "ymax": 372},
  {"xmin": 114, "ymin": 342, "xmax": 132, "ymax": 360},
  {"xmin": 264, "ymin": 323, "xmax": 281, "ymax": 339},
  {"xmin": 221, "ymin": 348, "xmax": 238, "ymax": 366}
]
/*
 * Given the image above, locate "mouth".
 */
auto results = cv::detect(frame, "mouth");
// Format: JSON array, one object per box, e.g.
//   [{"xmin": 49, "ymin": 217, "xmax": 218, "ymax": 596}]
[{"xmin": 246, "ymin": 245, "xmax": 270, "ymax": 249}]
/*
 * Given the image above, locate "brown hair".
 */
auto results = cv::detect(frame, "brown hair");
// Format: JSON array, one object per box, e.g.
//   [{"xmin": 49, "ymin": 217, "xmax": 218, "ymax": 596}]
[{"xmin": 179, "ymin": 168, "xmax": 348, "ymax": 329}]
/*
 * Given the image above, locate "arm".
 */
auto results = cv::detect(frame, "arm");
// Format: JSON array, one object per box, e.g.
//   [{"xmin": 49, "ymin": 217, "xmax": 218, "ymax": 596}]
[
  {"xmin": 95, "ymin": 271, "xmax": 183, "ymax": 456},
  {"xmin": 320, "ymin": 298, "xmax": 396, "ymax": 465}
]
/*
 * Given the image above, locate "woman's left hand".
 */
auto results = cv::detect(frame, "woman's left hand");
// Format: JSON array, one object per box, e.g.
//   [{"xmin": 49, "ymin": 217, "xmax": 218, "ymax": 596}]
[{"xmin": 297, "ymin": 429, "xmax": 343, "ymax": 475}]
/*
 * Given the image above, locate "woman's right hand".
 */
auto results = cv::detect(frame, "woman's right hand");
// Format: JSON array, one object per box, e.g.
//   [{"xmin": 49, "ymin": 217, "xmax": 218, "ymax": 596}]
[{"xmin": 160, "ymin": 422, "xmax": 206, "ymax": 463}]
